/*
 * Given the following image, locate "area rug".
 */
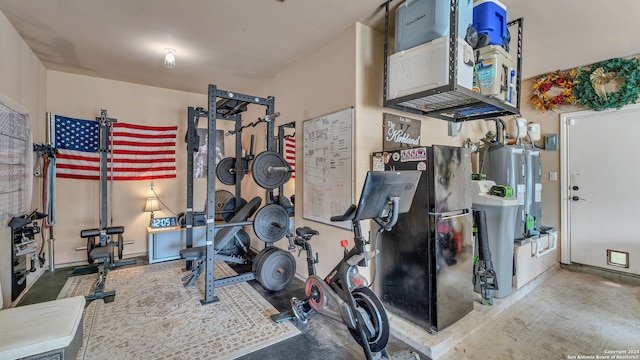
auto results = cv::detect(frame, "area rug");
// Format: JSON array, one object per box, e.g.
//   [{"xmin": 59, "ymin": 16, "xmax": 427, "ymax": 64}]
[{"xmin": 57, "ymin": 260, "xmax": 300, "ymax": 360}]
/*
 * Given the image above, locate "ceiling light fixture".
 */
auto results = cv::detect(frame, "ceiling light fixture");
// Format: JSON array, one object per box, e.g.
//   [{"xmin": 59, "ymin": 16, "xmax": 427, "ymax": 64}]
[{"xmin": 164, "ymin": 48, "xmax": 176, "ymax": 68}]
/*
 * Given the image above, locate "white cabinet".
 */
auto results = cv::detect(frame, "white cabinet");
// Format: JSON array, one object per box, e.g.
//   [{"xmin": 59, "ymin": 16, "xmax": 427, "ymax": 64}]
[{"xmin": 147, "ymin": 226, "xmax": 206, "ymax": 263}]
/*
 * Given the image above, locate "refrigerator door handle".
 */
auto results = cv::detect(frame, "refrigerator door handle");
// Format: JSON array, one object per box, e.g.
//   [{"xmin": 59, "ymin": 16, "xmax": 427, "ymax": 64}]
[{"xmin": 429, "ymin": 209, "xmax": 469, "ymax": 220}]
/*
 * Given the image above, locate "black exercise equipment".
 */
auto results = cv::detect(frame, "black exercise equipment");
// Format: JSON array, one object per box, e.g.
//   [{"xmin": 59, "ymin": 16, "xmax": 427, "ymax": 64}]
[
  {"xmin": 217, "ymin": 229, "xmax": 251, "ymax": 256},
  {"xmin": 253, "ymin": 204, "xmax": 290, "ymax": 243},
  {"xmin": 179, "ymin": 197, "xmax": 261, "ymax": 292},
  {"xmin": 221, "ymin": 197, "xmax": 247, "ymax": 223},
  {"xmin": 272, "ymin": 195, "xmax": 295, "ymax": 217},
  {"xmin": 79, "ymin": 110, "xmax": 134, "ymax": 303},
  {"xmin": 252, "ymin": 150, "xmax": 292, "ymax": 189},
  {"xmin": 214, "ymin": 190, "xmax": 234, "ymax": 222},
  {"xmin": 272, "ymin": 170, "xmax": 421, "ymax": 360},
  {"xmin": 80, "ymin": 227, "xmax": 126, "ymax": 303},
  {"xmin": 8, "ymin": 210, "xmax": 47, "ymax": 301},
  {"xmin": 184, "ymin": 86, "xmax": 295, "ymax": 304},
  {"xmin": 255, "ymin": 249, "xmax": 296, "ymax": 292},
  {"xmin": 216, "ymin": 157, "xmax": 249, "ymax": 185},
  {"xmin": 252, "ymin": 247, "xmax": 278, "ymax": 274}
]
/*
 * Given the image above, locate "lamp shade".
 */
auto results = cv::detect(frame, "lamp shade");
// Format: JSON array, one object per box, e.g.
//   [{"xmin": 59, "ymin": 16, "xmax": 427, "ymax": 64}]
[{"xmin": 144, "ymin": 198, "xmax": 160, "ymax": 212}]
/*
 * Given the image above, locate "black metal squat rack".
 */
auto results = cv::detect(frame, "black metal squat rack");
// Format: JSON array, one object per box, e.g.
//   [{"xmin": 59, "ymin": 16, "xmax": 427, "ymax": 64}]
[{"xmin": 184, "ymin": 84, "xmax": 293, "ymax": 304}]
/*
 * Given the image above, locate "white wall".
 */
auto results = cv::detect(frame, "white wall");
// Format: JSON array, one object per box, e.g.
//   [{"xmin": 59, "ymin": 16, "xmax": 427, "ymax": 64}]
[
  {"xmin": 242, "ymin": 23, "xmax": 358, "ymax": 278},
  {"xmin": 45, "ymin": 71, "xmax": 243, "ymax": 265},
  {"xmin": 0, "ymin": 10, "xmax": 47, "ymax": 307}
]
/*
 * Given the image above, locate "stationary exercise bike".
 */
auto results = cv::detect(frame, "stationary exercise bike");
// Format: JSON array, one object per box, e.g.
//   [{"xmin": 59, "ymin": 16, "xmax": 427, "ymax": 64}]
[{"xmin": 272, "ymin": 170, "xmax": 421, "ymax": 360}]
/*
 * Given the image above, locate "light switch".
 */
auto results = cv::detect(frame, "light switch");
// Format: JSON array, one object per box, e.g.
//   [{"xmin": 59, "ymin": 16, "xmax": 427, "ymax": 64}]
[{"xmin": 549, "ymin": 172, "xmax": 558, "ymax": 181}]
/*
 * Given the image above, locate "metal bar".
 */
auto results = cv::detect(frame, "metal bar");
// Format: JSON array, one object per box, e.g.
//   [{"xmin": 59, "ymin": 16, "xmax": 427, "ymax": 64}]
[
  {"xmin": 204, "ymin": 84, "xmax": 218, "ymax": 304},
  {"xmin": 511, "ymin": 18, "xmax": 524, "ymax": 112},
  {"xmin": 213, "ymin": 273, "xmax": 256, "ymax": 287},
  {"xmin": 185, "ymin": 107, "xmax": 197, "ymax": 271},
  {"xmin": 98, "ymin": 111, "xmax": 108, "ymax": 234},
  {"xmin": 265, "ymin": 97, "xmax": 275, "ymax": 152},
  {"xmin": 48, "ymin": 226, "xmax": 55, "ymax": 271},
  {"xmin": 234, "ymin": 117, "xmax": 243, "ymax": 209},
  {"xmin": 277, "ymin": 125, "xmax": 286, "ymax": 204},
  {"xmin": 449, "ymin": 0, "xmax": 459, "ymax": 90},
  {"xmin": 382, "ymin": 0, "xmax": 390, "ymax": 105},
  {"xmin": 96, "ymin": 110, "xmax": 117, "ymax": 245}
]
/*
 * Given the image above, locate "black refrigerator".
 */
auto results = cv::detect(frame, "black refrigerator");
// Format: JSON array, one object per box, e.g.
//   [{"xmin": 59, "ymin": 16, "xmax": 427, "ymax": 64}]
[{"xmin": 372, "ymin": 145, "xmax": 474, "ymax": 333}]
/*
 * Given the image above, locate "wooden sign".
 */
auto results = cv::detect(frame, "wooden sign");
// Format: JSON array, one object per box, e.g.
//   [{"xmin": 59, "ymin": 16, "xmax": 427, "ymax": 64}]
[{"xmin": 383, "ymin": 113, "xmax": 421, "ymax": 150}]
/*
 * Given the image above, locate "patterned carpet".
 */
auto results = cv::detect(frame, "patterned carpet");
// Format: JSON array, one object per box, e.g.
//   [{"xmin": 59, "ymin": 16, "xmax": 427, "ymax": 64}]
[{"xmin": 58, "ymin": 260, "xmax": 300, "ymax": 360}]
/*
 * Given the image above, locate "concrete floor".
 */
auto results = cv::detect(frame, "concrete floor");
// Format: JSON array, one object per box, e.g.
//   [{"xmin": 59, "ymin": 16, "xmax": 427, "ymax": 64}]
[
  {"xmin": 18, "ymin": 257, "xmax": 640, "ymax": 360},
  {"xmin": 440, "ymin": 265, "xmax": 640, "ymax": 360}
]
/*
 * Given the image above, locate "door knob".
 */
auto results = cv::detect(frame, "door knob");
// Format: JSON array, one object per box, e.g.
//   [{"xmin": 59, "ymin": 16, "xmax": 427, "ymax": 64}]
[{"xmin": 572, "ymin": 186, "xmax": 579, "ymax": 191}]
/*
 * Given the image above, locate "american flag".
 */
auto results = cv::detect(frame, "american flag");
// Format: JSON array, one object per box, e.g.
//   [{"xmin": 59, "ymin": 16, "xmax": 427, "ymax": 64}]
[
  {"xmin": 285, "ymin": 137, "xmax": 295, "ymax": 179},
  {"xmin": 51, "ymin": 114, "xmax": 177, "ymax": 180}
]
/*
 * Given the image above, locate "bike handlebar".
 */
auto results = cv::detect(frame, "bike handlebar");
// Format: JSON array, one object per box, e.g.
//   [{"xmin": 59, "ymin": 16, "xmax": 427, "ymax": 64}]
[{"xmin": 374, "ymin": 196, "xmax": 400, "ymax": 232}]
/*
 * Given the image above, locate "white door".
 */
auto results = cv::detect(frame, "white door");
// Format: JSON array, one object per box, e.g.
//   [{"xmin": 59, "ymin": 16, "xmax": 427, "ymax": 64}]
[{"xmin": 562, "ymin": 104, "xmax": 640, "ymax": 275}]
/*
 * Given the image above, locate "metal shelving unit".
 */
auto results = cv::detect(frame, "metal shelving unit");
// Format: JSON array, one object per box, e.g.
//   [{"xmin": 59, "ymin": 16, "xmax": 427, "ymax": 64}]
[{"xmin": 382, "ymin": 0, "xmax": 523, "ymax": 122}]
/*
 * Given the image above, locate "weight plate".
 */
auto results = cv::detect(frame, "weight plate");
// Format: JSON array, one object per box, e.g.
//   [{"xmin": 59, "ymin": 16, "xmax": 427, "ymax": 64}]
[
  {"xmin": 222, "ymin": 197, "xmax": 248, "ymax": 223},
  {"xmin": 118, "ymin": 234, "xmax": 124, "ymax": 260},
  {"xmin": 216, "ymin": 157, "xmax": 246, "ymax": 185},
  {"xmin": 235, "ymin": 229, "xmax": 251, "ymax": 253},
  {"xmin": 252, "ymin": 151, "xmax": 291, "ymax": 189},
  {"xmin": 252, "ymin": 246, "xmax": 278, "ymax": 274},
  {"xmin": 214, "ymin": 190, "xmax": 234, "ymax": 221},
  {"xmin": 273, "ymin": 195, "xmax": 291, "ymax": 207},
  {"xmin": 273, "ymin": 195, "xmax": 294, "ymax": 217},
  {"xmin": 258, "ymin": 249, "xmax": 296, "ymax": 291},
  {"xmin": 253, "ymin": 204, "xmax": 290, "ymax": 243},
  {"xmin": 219, "ymin": 229, "xmax": 252, "ymax": 256},
  {"xmin": 87, "ymin": 238, "xmax": 95, "ymax": 264}
]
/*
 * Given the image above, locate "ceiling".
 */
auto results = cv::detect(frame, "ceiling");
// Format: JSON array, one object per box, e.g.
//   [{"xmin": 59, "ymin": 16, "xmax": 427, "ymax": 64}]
[{"xmin": 1, "ymin": 0, "xmax": 639, "ymax": 95}]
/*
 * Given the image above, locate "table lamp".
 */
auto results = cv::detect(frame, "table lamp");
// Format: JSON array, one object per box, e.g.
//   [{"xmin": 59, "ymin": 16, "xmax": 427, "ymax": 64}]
[{"xmin": 144, "ymin": 197, "xmax": 161, "ymax": 220}]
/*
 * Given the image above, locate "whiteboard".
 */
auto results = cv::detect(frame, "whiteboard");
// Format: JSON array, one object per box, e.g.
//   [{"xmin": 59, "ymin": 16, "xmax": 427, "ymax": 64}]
[{"xmin": 302, "ymin": 107, "xmax": 354, "ymax": 229}]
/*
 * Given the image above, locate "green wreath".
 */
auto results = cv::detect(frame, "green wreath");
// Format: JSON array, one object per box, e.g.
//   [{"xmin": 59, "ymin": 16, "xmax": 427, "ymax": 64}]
[{"xmin": 573, "ymin": 58, "xmax": 640, "ymax": 111}]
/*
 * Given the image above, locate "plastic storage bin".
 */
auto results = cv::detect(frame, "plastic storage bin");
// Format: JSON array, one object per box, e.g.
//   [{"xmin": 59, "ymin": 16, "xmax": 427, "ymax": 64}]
[
  {"xmin": 395, "ymin": 0, "xmax": 473, "ymax": 52},
  {"xmin": 472, "ymin": 180, "xmax": 518, "ymax": 299},
  {"xmin": 474, "ymin": 45, "xmax": 511, "ymax": 101},
  {"xmin": 388, "ymin": 36, "xmax": 475, "ymax": 100},
  {"xmin": 473, "ymin": 0, "xmax": 508, "ymax": 47}
]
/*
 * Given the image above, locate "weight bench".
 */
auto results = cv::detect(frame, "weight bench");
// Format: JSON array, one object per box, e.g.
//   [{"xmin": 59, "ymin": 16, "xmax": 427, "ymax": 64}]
[
  {"xmin": 0, "ymin": 281, "xmax": 85, "ymax": 360},
  {"xmin": 80, "ymin": 226, "xmax": 131, "ymax": 302},
  {"xmin": 180, "ymin": 196, "xmax": 262, "ymax": 287}
]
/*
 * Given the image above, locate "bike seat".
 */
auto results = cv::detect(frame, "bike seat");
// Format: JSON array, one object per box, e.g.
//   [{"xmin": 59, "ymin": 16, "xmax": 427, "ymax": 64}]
[{"xmin": 296, "ymin": 226, "xmax": 319, "ymax": 237}]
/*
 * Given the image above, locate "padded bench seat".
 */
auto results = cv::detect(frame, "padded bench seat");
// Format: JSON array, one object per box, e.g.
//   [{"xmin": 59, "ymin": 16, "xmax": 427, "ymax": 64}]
[
  {"xmin": 90, "ymin": 245, "xmax": 112, "ymax": 260},
  {"xmin": 0, "ymin": 289, "xmax": 86, "ymax": 360},
  {"xmin": 179, "ymin": 196, "xmax": 262, "ymax": 262},
  {"xmin": 180, "ymin": 246, "xmax": 206, "ymax": 261}
]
